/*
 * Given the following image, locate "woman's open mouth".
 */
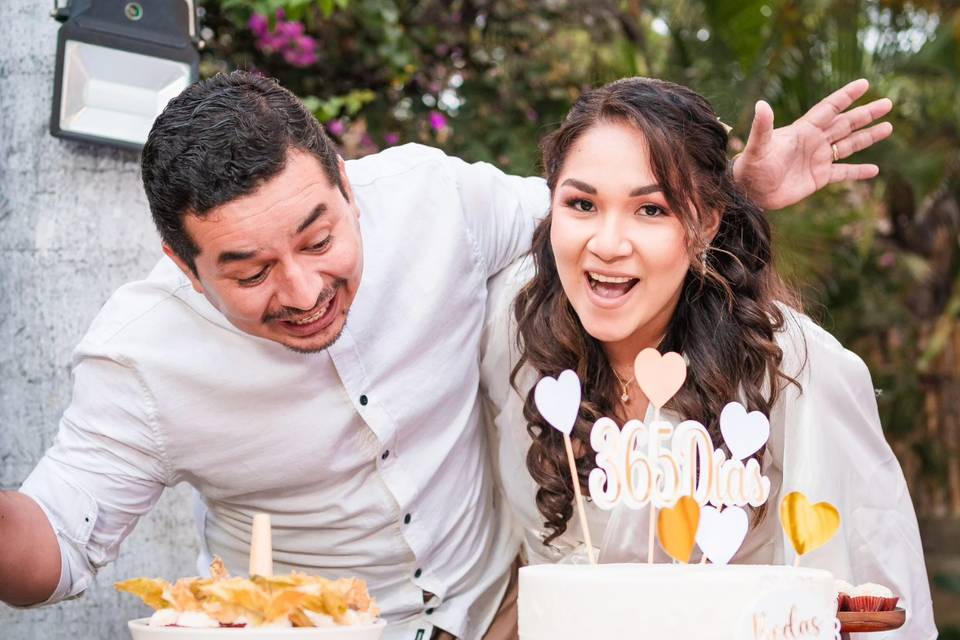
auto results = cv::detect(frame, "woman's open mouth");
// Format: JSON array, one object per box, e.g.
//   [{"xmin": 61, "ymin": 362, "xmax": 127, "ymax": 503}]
[{"xmin": 585, "ymin": 271, "xmax": 639, "ymax": 300}]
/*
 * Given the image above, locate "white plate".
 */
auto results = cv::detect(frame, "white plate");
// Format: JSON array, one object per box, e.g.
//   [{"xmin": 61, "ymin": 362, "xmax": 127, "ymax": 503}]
[{"xmin": 128, "ymin": 618, "xmax": 386, "ymax": 640}]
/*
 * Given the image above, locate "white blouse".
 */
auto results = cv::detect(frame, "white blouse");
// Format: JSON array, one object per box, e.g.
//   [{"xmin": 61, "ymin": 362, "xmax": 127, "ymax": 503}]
[{"xmin": 480, "ymin": 257, "xmax": 936, "ymax": 639}]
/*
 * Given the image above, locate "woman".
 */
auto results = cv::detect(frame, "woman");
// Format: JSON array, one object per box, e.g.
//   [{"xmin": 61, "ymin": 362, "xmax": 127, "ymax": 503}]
[{"xmin": 480, "ymin": 78, "xmax": 935, "ymax": 638}]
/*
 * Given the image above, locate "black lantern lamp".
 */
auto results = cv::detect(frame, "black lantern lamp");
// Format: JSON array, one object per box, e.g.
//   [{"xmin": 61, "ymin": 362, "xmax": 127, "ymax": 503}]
[{"xmin": 50, "ymin": 0, "xmax": 199, "ymax": 150}]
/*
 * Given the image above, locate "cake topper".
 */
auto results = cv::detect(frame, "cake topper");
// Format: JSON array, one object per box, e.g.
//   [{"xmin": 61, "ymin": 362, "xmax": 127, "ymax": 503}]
[
  {"xmin": 719, "ymin": 401, "xmax": 770, "ymax": 460},
  {"xmin": 534, "ymin": 369, "xmax": 596, "ymax": 565},
  {"xmin": 633, "ymin": 348, "xmax": 686, "ymax": 409},
  {"xmin": 533, "ymin": 350, "xmax": 840, "ymax": 570},
  {"xmin": 588, "ymin": 350, "xmax": 770, "ymax": 563},
  {"xmin": 633, "ymin": 348, "xmax": 687, "ymax": 563},
  {"xmin": 695, "ymin": 505, "xmax": 748, "ymax": 565},
  {"xmin": 657, "ymin": 495, "xmax": 700, "ymax": 563},
  {"xmin": 779, "ymin": 491, "xmax": 841, "ymax": 565}
]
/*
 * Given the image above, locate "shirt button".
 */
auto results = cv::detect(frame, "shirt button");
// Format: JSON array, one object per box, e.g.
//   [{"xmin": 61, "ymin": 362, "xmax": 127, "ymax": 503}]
[
  {"xmin": 425, "ymin": 608, "xmax": 435, "ymax": 615},
  {"xmin": 381, "ymin": 450, "xmax": 390, "ymax": 461},
  {"xmin": 359, "ymin": 394, "xmax": 368, "ymax": 406},
  {"xmin": 404, "ymin": 513, "xmax": 412, "ymax": 525},
  {"xmin": 414, "ymin": 568, "xmax": 422, "ymax": 578}
]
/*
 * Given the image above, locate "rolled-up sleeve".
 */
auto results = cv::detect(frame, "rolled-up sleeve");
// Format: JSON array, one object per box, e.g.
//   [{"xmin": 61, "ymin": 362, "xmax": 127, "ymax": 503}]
[
  {"xmin": 448, "ymin": 155, "xmax": 549, "ymax": 279},
  {"xmin": 19, "ymin": 354, "xmax": 168, "ymax": 605}
]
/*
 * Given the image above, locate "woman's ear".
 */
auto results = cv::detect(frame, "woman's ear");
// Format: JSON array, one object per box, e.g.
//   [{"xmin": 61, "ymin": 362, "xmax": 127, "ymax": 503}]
[{"xmin": 703, "ymin": 209, "xmax": 722, "ymax": 244}]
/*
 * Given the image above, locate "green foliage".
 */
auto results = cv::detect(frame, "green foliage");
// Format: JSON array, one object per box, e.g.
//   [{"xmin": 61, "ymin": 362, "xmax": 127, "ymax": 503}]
[
  {"xmin": 302, "ymin": 89, "xmax": 376, "ymax": 121},
  {"xmin": 197, "ymin": 0, "xmax": 959, "ymax": 482}
]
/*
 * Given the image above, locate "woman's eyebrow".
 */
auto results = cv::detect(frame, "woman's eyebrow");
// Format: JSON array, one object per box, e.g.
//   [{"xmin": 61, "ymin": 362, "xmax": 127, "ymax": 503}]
[
  {"xmin": 559, "ymin": 178, "xmax": 596, "ymax": 194},
  {"xmin": 629, "ymin": 184, "xmax": 662, "ymax": 196},
  {"xmin": 559, "ymin": 178, "xmax": 662, "ymax": 197}
]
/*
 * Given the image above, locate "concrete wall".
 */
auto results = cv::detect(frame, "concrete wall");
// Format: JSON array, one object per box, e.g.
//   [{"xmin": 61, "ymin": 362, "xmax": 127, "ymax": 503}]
[{"xmin": 0, "ymin": 2, "xmax": 197, "ymax": 638}]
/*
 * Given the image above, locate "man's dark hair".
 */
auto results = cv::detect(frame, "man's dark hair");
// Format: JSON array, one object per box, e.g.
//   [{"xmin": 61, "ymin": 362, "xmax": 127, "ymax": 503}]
[{"xmin": 141, "ymin": 71, "xmax": 344, "ymax": 274}]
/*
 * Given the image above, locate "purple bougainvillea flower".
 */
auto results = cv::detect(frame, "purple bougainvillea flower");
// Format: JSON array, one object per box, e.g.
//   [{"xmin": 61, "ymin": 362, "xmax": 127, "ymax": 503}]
[
  {"xmin": 250, "ymin": 9, "xmax": 317, "ymax": 67},
  {"xmin": 248, "ymin": 13, "xmax": 269, "ymax": 37},
  {"xmin": 384, "ymin": 132, "xmax": 400, "ymax": 146},
  {"xmin": 277, "ymin": 20, "xmax": 305, "ymax": 39},
  {"xmin": 878, "ymin": 251, "xmax": 897, "ymax": 269},
  {"xmin": 428, "ymin": 111, "xmax": 447, "ymax": 131},
  {"xmin": 327, "ymin": 119, "xmax": 346, "ymax": 137}
]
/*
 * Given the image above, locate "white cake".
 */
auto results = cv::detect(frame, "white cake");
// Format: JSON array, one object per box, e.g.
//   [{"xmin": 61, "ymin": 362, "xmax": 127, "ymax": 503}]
[{"xmin": 519, "ymin": 564, "xmax": 838, "ymax": 639}]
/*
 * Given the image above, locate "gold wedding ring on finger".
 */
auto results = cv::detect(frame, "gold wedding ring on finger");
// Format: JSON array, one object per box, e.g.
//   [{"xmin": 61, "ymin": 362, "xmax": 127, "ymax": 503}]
[{"xmin": 831, "ymin": 143, "xmax": 840, "ymax": 162}]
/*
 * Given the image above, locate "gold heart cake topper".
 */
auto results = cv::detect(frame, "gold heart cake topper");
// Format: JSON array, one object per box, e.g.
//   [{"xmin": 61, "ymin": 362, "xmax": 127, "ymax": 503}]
[
  {"xmin": 657, "ymin": 496, "xmax": 700, "ymax": 563},
  {"xmin": 779, "ymin": 491, "xmax": 840, "ymax": 556}
]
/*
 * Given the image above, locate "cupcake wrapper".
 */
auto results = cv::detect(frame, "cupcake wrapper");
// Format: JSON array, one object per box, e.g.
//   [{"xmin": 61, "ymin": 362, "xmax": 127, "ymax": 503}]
[
  {"xmin": 845, "ymin": 595, "xmax": 899, "ymax": 612},
  {"xmin": 836, "ymin": 594, "xmax": 850, "ymax": 612}
]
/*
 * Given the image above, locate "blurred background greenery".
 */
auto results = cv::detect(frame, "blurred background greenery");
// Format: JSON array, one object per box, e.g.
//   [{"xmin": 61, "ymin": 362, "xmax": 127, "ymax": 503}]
[{"xmin": 194, "ymin": 0, "xmax": 959, "ymax": 633}]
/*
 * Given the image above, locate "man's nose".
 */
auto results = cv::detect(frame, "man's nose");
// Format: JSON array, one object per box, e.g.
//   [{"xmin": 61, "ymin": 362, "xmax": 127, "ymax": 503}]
[{"xmin": 275, "ymin": 261, "xmax": 323, "ymax": 310}]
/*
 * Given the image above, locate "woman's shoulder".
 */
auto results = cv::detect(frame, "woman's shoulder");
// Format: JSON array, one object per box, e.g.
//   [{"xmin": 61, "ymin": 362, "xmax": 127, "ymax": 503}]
[
  {"xmin": 485, "ymin": 255, "xmax": 536, "ymax": 323},
  {"xmin": 773, "ymin": 303, "xmax": 875, "ymax": 398}
]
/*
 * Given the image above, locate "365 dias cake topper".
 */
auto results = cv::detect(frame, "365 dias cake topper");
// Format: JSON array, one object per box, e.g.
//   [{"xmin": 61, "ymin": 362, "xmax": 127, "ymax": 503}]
[{"xmin": 533, "ymin": 348, "xmax": 841, "ymax": 567}]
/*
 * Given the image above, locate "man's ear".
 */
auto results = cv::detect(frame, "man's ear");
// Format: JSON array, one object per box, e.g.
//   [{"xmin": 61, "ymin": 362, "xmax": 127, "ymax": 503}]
[
  {"xmin": 337, "ymin": 157, "xmax": 359, "ymax": 219},
  {"xmin": 162, "ymin": 244, "xmax": 205, "ymax": 295}
]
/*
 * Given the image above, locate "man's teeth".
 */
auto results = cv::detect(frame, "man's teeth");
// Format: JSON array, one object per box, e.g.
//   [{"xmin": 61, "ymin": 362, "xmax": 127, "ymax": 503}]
[
  {"xmin": 588, "ymin": 272, "xmax": 633, "ymax": 284},
  {"xmin": 288, "ymin": 301, "xmax": 330, "ymax": 325}
]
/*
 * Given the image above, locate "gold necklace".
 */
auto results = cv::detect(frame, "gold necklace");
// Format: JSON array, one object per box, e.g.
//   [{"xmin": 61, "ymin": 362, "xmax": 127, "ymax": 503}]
[{"xmin": 611, "ymin": 368, "xmax": 635, "ymax": 404}]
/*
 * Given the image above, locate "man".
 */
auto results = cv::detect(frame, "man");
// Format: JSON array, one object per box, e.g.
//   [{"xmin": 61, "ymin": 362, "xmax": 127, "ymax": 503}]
[{"xmin": 0, "ymin": 72, "xmax": 892, "ymax": 639}]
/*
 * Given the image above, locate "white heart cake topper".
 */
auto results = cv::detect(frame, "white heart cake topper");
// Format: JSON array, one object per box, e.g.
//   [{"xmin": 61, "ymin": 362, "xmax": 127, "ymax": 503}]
[
  {"xmin": 534, "ymin": 369, "xmax": 582, "ymax": 435},
  {"xmin": 720, "ymin": 401, "xmax": 770, "ymax": 460},
  {"xmin": 534, "ymin": 369, "xmax": 596, "ymax": 565},
  {"xmin": 696, "ymin": 505, "xmax": 748, "ymax": 565}
]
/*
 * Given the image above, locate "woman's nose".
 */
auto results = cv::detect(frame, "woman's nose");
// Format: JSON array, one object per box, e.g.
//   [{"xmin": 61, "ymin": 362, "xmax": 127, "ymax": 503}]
[{"xmin": 586, "ymin": 214, "xmax": 632, "ymax": 261}]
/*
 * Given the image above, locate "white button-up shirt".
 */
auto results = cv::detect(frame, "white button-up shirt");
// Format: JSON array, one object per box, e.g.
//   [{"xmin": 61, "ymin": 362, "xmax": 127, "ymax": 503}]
[{"xmin": 20, "ymin": 144, "xmax": 548, "ymax": 640}]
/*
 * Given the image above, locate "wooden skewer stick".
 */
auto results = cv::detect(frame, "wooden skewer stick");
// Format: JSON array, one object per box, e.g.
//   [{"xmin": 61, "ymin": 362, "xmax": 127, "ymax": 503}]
[
  {"xmin": 563, "ymin": 434, "xmax": 596, "ymax": 565},
  {"xmin": 648, "ymin": 505, "xmax": 656, "ymax": 565},
  {"xmin": 648, "ymin": 405, "xmax": 661, "ymax": 565},
  {"xmin": 249, "ymin": 513, "xmax": 274, "ymax": 577}
]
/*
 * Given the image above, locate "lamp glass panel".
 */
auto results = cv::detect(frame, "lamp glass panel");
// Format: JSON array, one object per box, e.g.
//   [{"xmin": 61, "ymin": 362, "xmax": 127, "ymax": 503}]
[{"xmin": 59, "ymin": 41, "xmax": 192, "ymax": 145}]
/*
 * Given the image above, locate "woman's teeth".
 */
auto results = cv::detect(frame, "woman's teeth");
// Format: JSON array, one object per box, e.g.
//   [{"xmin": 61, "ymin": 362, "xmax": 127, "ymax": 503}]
[
  {"xmin": 588, "ymin": 271, "xmax": 633, "ymax": 284},
  {"xmin": 587, "ymin": 272, "xmax": 638, "ymax": 298},
  {"xmin": 288, "ymin": 300, "xmax": 330, "ymax": 325}
]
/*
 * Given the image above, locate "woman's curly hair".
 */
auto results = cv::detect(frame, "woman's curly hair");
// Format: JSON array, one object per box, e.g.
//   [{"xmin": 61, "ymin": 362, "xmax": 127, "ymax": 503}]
[{"xmin": 511, "ymin": 77, "xmax": 800, "ymax": 544}]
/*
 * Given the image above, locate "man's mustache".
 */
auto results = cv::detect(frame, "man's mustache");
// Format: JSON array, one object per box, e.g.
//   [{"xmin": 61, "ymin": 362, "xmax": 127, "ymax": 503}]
[{"xmin": 262, "ymin": 278, "xmax": 346, "ymax": 323}]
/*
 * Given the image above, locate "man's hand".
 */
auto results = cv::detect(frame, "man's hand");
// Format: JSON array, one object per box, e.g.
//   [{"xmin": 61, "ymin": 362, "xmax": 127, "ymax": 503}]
[{"xmin": 733, "ymin": 78, "xmax": 893, "ymax": 211}]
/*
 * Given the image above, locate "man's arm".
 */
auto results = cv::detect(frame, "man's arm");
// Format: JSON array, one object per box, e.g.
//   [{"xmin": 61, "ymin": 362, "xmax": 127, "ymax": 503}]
[
  {"xmin": 0, "ymin": 491, "xmax": 62, "ymax": 606},
  {"xmin": 733, "ymin": 78, "xmax": 893, "ymax": 210},
  {"xmin": 448, "ymin": 154, "xmax": 550, "ymax": 278},
  {"xmin": 3, "ymin": 355, "xmax": 168, "ymax": 608}
]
